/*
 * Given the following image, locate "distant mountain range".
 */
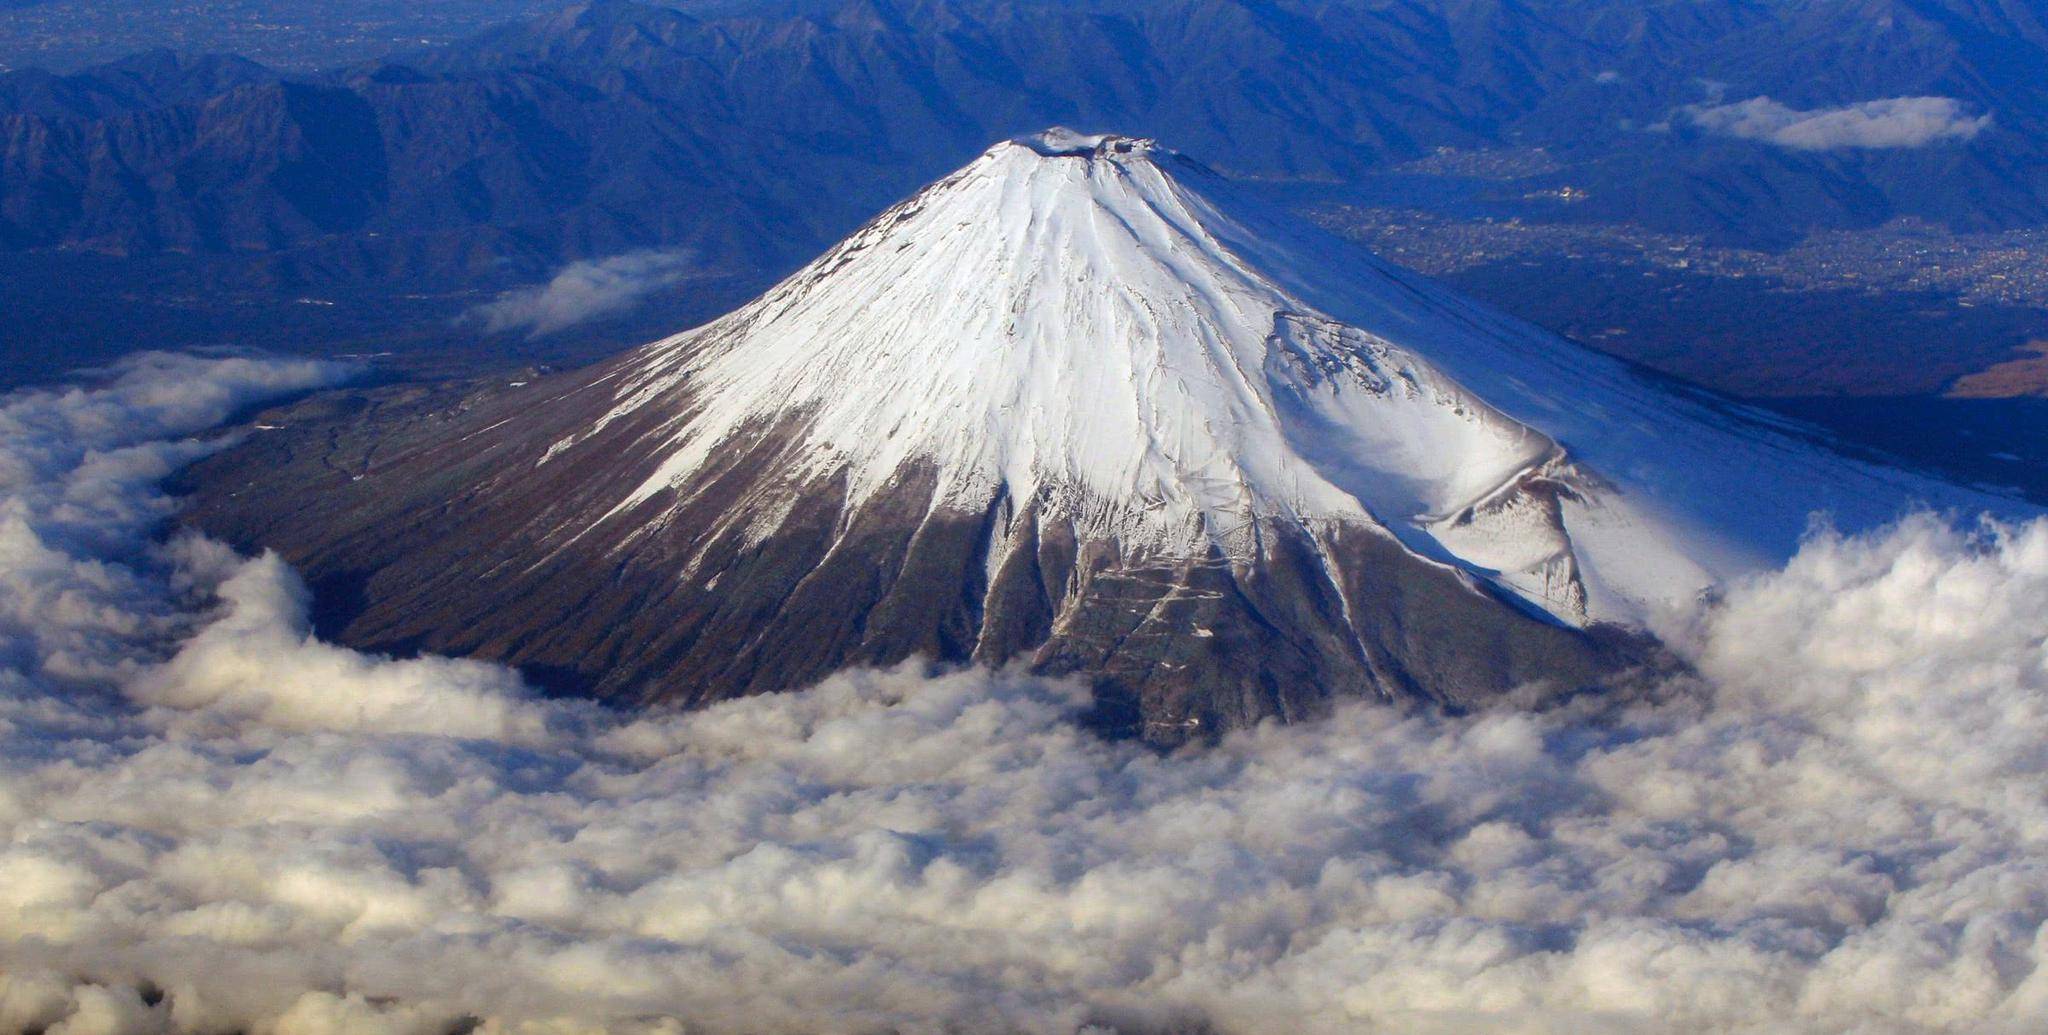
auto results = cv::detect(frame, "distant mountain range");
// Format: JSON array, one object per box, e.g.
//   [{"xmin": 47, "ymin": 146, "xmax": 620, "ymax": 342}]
[
  {"xmin": 5, "ymin": 0, "xmax": 2046, "ymax": 261},
  {"xmin": 2, "ymin": 0, "xmax": 2046, "ymax": 389}
]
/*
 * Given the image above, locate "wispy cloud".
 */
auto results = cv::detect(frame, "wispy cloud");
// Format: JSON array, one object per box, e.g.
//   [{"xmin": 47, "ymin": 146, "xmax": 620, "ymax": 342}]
[
  {"xmin": 1684, "ymin": 95, "xmax": 1992, "ymax": 150},
  {"xmin": 2, "ymin": 358, "xmax": 2048, "ymax": 1033},
  {"xmin": 469, "ymin": 249, "xmax": 696, "ymax": 338}
]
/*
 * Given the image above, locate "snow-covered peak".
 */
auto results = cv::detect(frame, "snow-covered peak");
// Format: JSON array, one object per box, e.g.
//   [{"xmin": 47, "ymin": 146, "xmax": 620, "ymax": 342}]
[
  {"xmin": 1008, "ymin": 127, "xmax": 1160, "ymax": 159},
  {"xmin": 548, "ymin": 129, "xmax": 2029, "ymax": 628},
  {"xmin": 575, "ymin": 126, "xmax": 1554, "ymax": 584}
]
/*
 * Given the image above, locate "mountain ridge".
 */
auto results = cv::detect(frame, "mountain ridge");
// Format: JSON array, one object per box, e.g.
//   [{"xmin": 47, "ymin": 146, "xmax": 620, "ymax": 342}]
[
  {"xmin": 6, "ymin": 0, "xmax": 2046, "ymax": 262},
  {"xmin": 7, "ymin": 0, "xmax": 2048, "ymax": 392}
]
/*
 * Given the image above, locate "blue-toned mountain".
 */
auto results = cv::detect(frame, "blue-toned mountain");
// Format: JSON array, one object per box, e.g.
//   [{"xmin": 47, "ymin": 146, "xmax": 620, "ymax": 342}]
[{"xmin": 2, "ymin": 0, "xmax": 2045, "ymax": 387}]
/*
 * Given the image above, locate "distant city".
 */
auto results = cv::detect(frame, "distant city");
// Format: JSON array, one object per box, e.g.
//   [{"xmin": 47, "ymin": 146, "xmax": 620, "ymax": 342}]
[
  {"xmin": 1314, "ymin": 206, "xmax": 2048, "ymax": 312},
  {"xmin": 1309, "ymin": 185, "xmax": 2048, "ymax": 399},
  {"xmin": 0, "ymin": 0, "xmax": 563, "ymax": 70}
]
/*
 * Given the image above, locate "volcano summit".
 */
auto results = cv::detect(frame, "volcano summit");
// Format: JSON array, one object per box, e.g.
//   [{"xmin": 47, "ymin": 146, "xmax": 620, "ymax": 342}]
[{"xmin": 185, "ymin": 129, "xmax": 2021, "ymax": 742}]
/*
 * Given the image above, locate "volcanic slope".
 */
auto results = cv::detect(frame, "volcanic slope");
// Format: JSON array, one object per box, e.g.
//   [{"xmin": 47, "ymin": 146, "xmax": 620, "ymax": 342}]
[{"xmin": 184, "ymin": 129, "xmax": 2027, "ymax": 742}]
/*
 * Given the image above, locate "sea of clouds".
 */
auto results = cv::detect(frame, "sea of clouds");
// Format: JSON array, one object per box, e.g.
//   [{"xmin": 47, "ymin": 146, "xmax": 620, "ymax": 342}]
[{"xmin": 4, "ymin": 355, "xmax": 2048, "ymax": 1034}]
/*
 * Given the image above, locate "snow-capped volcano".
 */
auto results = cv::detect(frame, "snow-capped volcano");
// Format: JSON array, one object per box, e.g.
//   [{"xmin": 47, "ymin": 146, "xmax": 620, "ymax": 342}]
[
  {"xmin": 543, "ymin": 128, "xmax": 1975, "ymax": 625},
  {"xmin": 185, "ymin": 129, "xmax": 2029, "ymax": 741},
  {"xmin": 561, "ymin": 128, "xmax": 1591, "ymax": 616}
]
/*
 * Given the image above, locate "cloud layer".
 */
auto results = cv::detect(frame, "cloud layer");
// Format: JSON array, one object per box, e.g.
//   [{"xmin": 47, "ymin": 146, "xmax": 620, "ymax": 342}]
[
  {"xmin": 4, "ymin": 357, "xmax": 2048, "ymax": 1034},
  {"xmin": 1684, "ymin": 95, "xmax": 1992, "ymax": 150},
  {"xmin": 469, "ymin": 250, "xmax": 697, "ymax": 338}
]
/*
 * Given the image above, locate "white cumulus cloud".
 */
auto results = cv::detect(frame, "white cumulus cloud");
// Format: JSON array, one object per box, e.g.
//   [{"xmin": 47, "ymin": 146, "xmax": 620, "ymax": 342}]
[
  {"xmin": 1, "ymin": 356, "xmax": 2047, "ymax": 1034},
  {"xmin": 1684, "ymin": 95, "xmax": 1992, "ymax": 150},
  {"xmin": 469, "ymin": 249, "xmax": 697, "ymax": 338}
]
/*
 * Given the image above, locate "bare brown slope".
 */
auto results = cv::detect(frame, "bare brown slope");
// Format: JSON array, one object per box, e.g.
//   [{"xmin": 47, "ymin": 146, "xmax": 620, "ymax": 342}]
[{"xmin": 179, "ymin": 364, "xmax": 1647, "ymax": 745}]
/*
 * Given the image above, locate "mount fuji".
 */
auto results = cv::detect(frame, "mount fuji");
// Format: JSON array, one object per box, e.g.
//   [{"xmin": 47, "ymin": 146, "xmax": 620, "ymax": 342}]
[{"xmin": 185, "ymin": 129, "xmax": 2029, "ymax": 742}]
